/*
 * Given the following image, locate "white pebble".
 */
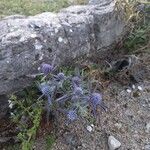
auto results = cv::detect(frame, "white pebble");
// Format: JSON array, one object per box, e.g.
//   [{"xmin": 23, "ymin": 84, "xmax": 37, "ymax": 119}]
[
  {"xmin": 39, "ymin": 56, "xmax": 43, "ymax": 60},
  {"xmin": 39, "ymin": 53, "xmax": 44, "ymax": 61},
  {"xmin": 35, "ymin": 44, "xmax": 43, "ymax": 50},
  {"xmin": 30, "ymin": 34, "xmax": 37, "ymax": 38},
  {"xmin": 86, "ymin": 125, "xmax": 93, "ymax": 132},
  {"xmin": 10, "ymin": 28, "xmax": 14, "ymax": 32},
  {"xmin": 137, "ymin": 86, "xmax": 143, "ymax": 91},
  {"xmin": 132, "ymin": 85, "xmax": 135, "ymax": 89},
  {"xmin": 38, "ymin": 67, "xmax": 40, "ymax": 71},
  {"xmin": 44, "ymin": 39, "xmax": 47, "ymax": 43},
  {"xmin": 108, "ymin": 136, "xmax": 121, "ymax": 150},
  {"xmin": 90, "ymin": 124, "xmax": 94, "ymax": 128},
  {"xmin": 58, "ymin": 37, "xmax": 63, "ymax": 42},
  {"xmin": 8, "ymin": 100, "xmax": 11, "ymax": 104},
  {"xmin": 126, "ymin": 89, "xmax": 132, "ymax": 93},
  {"xmin": 10, "ymin": 112, "xmax": 14, "ymax": 116},
  {"xmin": 34, "ymin": 40, "xmax": 43, "ymax": 50},
  {"xmin": 70, "ymin": 29, "xmax": 73, "ymax": 32},
  {"xmin": 9, "ymin": 103, "xmax": 13, "ymax": 109}
]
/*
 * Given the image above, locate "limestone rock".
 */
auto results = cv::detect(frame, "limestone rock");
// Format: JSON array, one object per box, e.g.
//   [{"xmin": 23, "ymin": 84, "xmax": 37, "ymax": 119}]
[
  {"xmin": 0, "ymin": 0, "xmax": 127, "ymax": 95},
  {"xmin": 0, "ymin": 95, "xmax": 9, "ymax": 120}
]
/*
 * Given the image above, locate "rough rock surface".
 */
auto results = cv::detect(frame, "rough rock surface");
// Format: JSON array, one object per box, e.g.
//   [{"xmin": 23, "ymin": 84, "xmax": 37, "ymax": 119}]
[
  {"xmin": 0, "ymin": 95, "xmax": 9, "ymax": 119},
  {"xmin": 0, "ymin": 0, "xmax": 126, "ymax": 95}
]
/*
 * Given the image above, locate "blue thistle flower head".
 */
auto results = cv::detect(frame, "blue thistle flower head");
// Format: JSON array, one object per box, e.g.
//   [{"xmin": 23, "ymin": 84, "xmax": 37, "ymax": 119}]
[
  {"xmin": 90, "ymin": 92, "xmax": 102, "ymax": 105},
  {"xmin": 56, "ymin": 72, "xmax": 65, "ymax": 81},
  {"xmin": 73, "ymin": 86, "xmax": 83, "ymax": 96},
  {"xmin": 72, "ymin": 76, "xmax": 81, "ymax": 87},
  {"xmin": 67, "ymin": 110, "xmax": 77, "ymax": 121},
  {"xmin": 41, "ymin": 63, "xmax": 53, "ymax": 75},
  {"xmin": 39, "ymin": 83, "xmax": 51, "ymax": 96},
  {"xmin": 90, "ymin": 92, "xmax": 107, "ymax": 117}
]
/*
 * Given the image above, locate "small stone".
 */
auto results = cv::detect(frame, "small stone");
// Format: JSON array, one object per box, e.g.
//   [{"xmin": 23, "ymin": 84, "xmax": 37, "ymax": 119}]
[
  {"xmin": 145, "ymin": 122, "xmax": 150, "ymax": 133},
  {"xmin": 91, "ymin": 124, "xmax": 94, "ymax": 128},
  {"xmin": 126, "ymin": 89, "xmax": 132, "ymax": 93},
  {"xmin": 137, "ymin": 86, "xmax": 143, "ymax": 91},
  {"xmin": 8, "ymin": 100, "xmax": 11, "ymax": 104},
  {"xmin": 30, "ymin": 34, "xmax": 37, "ymax": 38},
  {"xmin": 108, "ymin": 136, "xmax": 121, "ymax": 150},
  {"xmin": 10, "ymin": 112, "xmax": 14, "ymax": 116},
  {"xmin": 132, "ymin": 85, "xmax": 135, "ymax": 89},
  {"xmin": 9, "ymin": 103, "xmax": 13, "ymax": 109},
  {"xmin": 86, "ymin": 125, "xmax": 93, "ymax": 132},
  {"xmin": 70, "ymin": 29, "xmax": 73, "ymax": 32},
  {"xmin": 58, "ymin": 37, "xmax": 63, "ymax": 42},
  {"xmin": 39, "ymin": 53, "xmax": 44, "ymax": 60},
  {"xmin": 34, "ymin": 40, "xmax": 43, "ymax": 50}
]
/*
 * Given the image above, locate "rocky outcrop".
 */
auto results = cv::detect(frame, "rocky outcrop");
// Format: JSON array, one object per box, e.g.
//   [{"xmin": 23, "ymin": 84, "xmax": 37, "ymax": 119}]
[
  {"xmin": 0, "ymin": 95, "xmax": 9, "ymax": 119},
  {"xmin": 0, "ymin": 0, "xmax": 126, "ymax": 96}
]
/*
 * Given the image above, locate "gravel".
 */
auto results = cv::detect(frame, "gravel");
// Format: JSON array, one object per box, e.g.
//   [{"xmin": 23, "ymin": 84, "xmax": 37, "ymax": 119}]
[{"xmin": 50, "ymin": 80, "xmax": 150, "ymax": 150}]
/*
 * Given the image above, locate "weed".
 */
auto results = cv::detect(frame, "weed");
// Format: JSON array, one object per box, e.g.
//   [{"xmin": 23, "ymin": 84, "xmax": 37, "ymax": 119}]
[
  {"xmin": 124, "ymin": 24, "xmax": 150, "ymax": 52},
  {"xmin": 115, "ymin": 0, "xmax": 150, "ymax": 53},
  {"xmin": 10, "ymin": 91, "xmax": 43, "ymax": 150},
  {"xmin": 9, "ymin": 62, "xmax": 107, "ymax": 150}
]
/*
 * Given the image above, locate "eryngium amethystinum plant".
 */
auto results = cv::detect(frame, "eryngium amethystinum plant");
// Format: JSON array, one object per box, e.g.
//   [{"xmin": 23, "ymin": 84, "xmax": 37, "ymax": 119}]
[{"xmin": 37, "ymin": 56, "xmax": 107, "ymax": 123}]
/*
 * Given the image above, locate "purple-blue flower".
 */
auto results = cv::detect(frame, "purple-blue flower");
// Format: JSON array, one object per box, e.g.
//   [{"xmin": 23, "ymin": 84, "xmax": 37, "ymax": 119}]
[
  {"xmin": 73, "ymin": 86, "xmax": 83, "ymax": 96},
  {"xmin": 67, "ymin": 110, "xmax": 77, "ymax": 121},
  {"xmin": 90, "ymin": 92, "xmax": 107, "ymax": 117},
  {"xmin": 55, "ymin": 72, "xmax": 65, "ymax": 81},
  {"xmin": 91, "ymin": 93, "xmax": 102, "ymax": 105},
  {"xmin": 40, "ymin": 84, "xmax": 50, "ymax": 95},
  {"xmin": 39, "ymin": 84, "xmax": 52, "ymax": 105},
  {"xmin": 39, "ymin": 83, "xmax": 53, "ymax": 122},
  {"xmin": 72, "ymin": 76, "xmax": 81, "ymax": 87},
  {"xmin": 41, "ymin": 63, "xmax": 53, "ymax": 75}
]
